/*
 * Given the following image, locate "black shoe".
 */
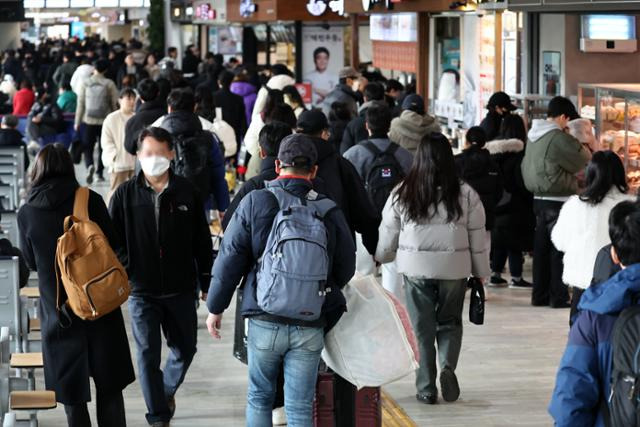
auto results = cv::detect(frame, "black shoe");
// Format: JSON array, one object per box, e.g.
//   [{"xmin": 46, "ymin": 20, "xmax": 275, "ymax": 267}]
[
  {"xmin": 416, "ymin": 392, "xmax": 438, "ymax": 405},
  {"xmin": 489, "ymin": 276, "xmax": 507, "ymax": 286},
  {"xmin": 86, "ymin": 165, "xmax": 95, "ymax": 185},
  {"xmin": 550, "ymin": 301, "xmax": 571, "ymax": 309},
  {"xmin": 531, "ymin": 299, "xmax": 550, "ymax": 307},
  {"xmin": 440, "ymin": 368, "xmax": 460, "ymax": 402},
  {"xmin": 509, "ymin": 278, "xmax": 533, "ymax": 289},
  {"xmin": 167, "ymin": 396, "xmax": 176, "ymax": 418}
]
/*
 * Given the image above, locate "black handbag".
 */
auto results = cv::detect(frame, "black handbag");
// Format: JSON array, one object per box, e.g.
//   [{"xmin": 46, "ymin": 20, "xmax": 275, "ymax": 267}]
[
  {"xmin": 468, "ymin": 277, "xmax": 485, "ymax": 325},
  {"xmin": 232, "ymin": 285, "xmax": 248, "ymax": 364}
]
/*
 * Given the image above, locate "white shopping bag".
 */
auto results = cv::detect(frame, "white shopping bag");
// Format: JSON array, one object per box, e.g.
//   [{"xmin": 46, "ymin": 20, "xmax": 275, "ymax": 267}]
[{"xmin": 322, "ymin": 275, "xmax": 419, "ymax": 389}]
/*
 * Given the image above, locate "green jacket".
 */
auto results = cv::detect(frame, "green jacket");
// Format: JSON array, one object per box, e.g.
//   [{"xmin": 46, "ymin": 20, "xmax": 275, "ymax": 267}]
[
  {"xmin": 56, "ymin": 90, "xmax": 76, "ymax": 113},
  {"xmin": 521, "ymin": 120, "xmax": 591, "ymax": 198}
]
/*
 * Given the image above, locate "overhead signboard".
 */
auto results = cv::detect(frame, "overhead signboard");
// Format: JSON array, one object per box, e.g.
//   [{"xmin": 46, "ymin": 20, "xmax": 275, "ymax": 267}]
[
  {"xmin": 370, "ymin": 12, "xmax": 417, "ymax": 42},
  {"xmin": 45, "ymin": 0, "xmax": 70, "ymax": 7}
]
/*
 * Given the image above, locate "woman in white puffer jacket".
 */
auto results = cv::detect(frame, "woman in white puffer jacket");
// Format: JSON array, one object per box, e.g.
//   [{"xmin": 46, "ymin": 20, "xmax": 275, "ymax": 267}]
[{"xmin": 551, "ymin": 150, "xmax": 634, "ymax": 322}]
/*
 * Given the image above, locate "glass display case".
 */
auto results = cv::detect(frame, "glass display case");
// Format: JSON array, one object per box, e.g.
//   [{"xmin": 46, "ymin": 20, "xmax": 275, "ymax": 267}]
[{"xmin": 578, "ymin": 83, "xmax": 640, "ymax": 190}]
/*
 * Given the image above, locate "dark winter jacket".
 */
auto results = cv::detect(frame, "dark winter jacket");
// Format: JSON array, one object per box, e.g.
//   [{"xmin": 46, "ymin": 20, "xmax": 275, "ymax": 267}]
[
  {"xmin": 27, "ymin": 101, "xmax": 65, "ymax": 139},
  {"xmin": 321, "ymin": 83, "xmax": 359, "ymax": 119},
  {"xmin": 549, "ymin": 263, "xmax": 640, "ymax": 427},
  {"xmin": 230, "ymin": 81, "xmax": 258, "ymax": 127},
  {"xmin": 479, "ymin": 110, "xmax": 504, "ymax": 142},
  {"xmin": 328, "ymin": 118, "xmax": 349, "ymax": 153},
  {"xmin": 309, "ymin": 135, "xmax": 380, "ymax": 254},
  {"xmin": 0, "ymin": 128, "xmax": 29, "ymax": 170},
  {"xmin": 157, "ymin": 110, "xmax": 230, "ymax": 211},
  {"xmin": 207, "ymin": 178, "xmax": 356, "ymax": 327},
  {"xmin": 222, "ymin": 156, "xmax": 332, "ymax": 231},
  {"xmin": 455, "ymin": 145, "xmax": 502, "ymax": 230},
  {"xmin": 18, "ymin": 178, "xmax": 134, "ymax": 404},
  {"xmin": 124, "ymin": 99, "xmax": 167, "ymax": 155},
  {"xmin": 109, "ymin": 171, "xmax": 213, "ymax": 296},
  {"xmin": 182, "ymin": 53, "xmax": 201, "ymax": 77},
  {"xmin": 340, "ymin": 101, "xmax": 377, "ymax": 155},
  {"xmin": 485, "ymin": 138, "xmax": 534, "ymax": 250},
  {"xmin": 591, "ymin": 244, "xmax": 621, "ymax": 288},
  {"xmin": 213, "ymin": 88, "xmax": 247, "ymax": 148}
]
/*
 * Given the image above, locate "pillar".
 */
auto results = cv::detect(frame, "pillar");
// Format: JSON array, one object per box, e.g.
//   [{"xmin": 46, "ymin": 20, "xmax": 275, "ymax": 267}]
[{"xmin": 416, "ymin": 12, "xmax": 429, "ymax": 101}]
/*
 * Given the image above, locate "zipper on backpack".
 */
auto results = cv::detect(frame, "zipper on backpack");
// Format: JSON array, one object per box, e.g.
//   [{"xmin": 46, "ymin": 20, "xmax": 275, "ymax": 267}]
[{"xmin": 84, "ymin": 267, "xmax": 120, "ymax": 317}]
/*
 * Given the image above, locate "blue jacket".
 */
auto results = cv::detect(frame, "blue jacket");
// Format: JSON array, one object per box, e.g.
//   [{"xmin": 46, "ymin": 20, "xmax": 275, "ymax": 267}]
[
  {"xmin": 549, "ymin": 263, "xmax": 640, "ymax": 426},
  {"xmin": 206, "ymin": 177, "xmax": 356, "ymax": 327}
]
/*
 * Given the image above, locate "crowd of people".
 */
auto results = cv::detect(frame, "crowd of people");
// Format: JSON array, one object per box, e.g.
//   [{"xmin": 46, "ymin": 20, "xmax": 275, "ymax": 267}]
[{"xmin": 2, "ymin": 34, "xmax": 638, "ymax": 427}]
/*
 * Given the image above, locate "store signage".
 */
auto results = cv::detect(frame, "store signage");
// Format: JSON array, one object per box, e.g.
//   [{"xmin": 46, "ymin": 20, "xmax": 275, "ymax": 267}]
[
  {"xmin": 328, "ymin": 0, "xmax": 344, "ymax": 15},
  {"xmin": 296, "ymin": 83, "xmax": 313, "ymax": 106},
  {"xmin": 362, "ymin": 0, "xmax": 402, "ymax": 11},
  {"xmin": 196, "ymin": 3, "xmax": 216, "ymax": 20},
  {"xmin": 307, "ymin": 0, "xmax": 327, "ymax": 16},
  {"xmin": 239, "ymin": 0, "xmax": 256, "ymax": 18}
]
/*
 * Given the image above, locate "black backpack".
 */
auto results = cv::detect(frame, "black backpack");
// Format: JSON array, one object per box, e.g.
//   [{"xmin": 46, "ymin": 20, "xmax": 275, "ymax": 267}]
[
  {"xmin": 607, "ymin": 304, "xmax": 640, "ymax": 426},
  {"xmin": 362, "ymin": 141, "xmax": 405, "ymax": 214},
  {"xmin": 173, "ymin": 130, "xmax": 214, "ymax": 197}
]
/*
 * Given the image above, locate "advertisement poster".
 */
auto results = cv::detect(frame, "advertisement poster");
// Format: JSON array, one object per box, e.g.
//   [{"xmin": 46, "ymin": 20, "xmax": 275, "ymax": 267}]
[
  {"xmin": 542, "ymin": 51, "xmax": 561, "ymax": 96},
  {"xmin": 302, "ymin": 26, "xmax": 345, "ymax": 107}
]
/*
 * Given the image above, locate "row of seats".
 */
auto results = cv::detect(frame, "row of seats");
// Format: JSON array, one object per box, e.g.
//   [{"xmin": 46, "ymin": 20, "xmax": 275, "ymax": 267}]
[
  {"xmin": 4, "ymin": 113, "xmax": 76, "ymax": 150},
  {"xmin": 0, "ymin": 147, "xmax": 56, "ymax": 426}
]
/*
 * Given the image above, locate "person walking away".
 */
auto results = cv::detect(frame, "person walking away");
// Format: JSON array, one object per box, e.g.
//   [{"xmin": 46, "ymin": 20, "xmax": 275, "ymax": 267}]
[
  {"xmin": 101, "ymin": 88, "xmax": 137, "ymax": 204},
  {"xmin": 484, "ymin": 114, "xmax": 534, "ymax": 289},
  {"xmin": 57, "ymin": 82, "xmax": 77, "ymax": 113},
  {"xmin": 0, "ymin": 114, "xmax": 29, "ymax": 170},
  {"xmin": 251, "ymin": 64, "xmax": 295, "ymax": 118},
  {"xmin": 26, "ymin": 89, "xmax": 65, "ymax": 145},
  {"xmin": 109, "ymin": 127, "xmax": 213, "ymax": 427},
  {"xmin": 340, "ymin": 82, "xmax": 386, "ymax": 155},
  {"xmin": 206, "ymin": 133, "xmax": 356, "ymax": 426},
  {"xmin": 214, "ymin": 70, "xmax": 247, "ymax": 154},
  {"xmin": 181, "ymin": 45, "xmax": 201, "ymax": 80},
  {"xmin": 230, "ymin": 69, "xmax": 258, "ymax": 128},
  {"xmin": 521, "ymin": 96, "xmax": 592, "ymax": 308},
  {"xmin": 70, "ymin": 56, "xmax": 94, "ymax": 96},
  {"xmin": 389, "ymin": 94, "xmax": 441, "ymax": 156},
  {"xmin": 480, "ymin": 91, "xmax": 517, "ymax": 142},
  {"xmin": 296, "ymin": 109, "xmax": 381, "ymax": 256},
  {"xmin": 18, "ymin": 144, "xmax": 134, "ymax": 427},
  {"xmin": 124, "ymin": 79, "xmax": 166, "ymax": 156},
  {"xmin": 151, "ymin": 88, "xmax": 230, "ymax": 216},
  {"xmin": 549, "ymin": 200, "xmax": 640, "ymax": 427},
  {"xmin": 343, "ymin": 103, "xmax": 412, "ymax": 294},
  {"xmin": 455, "ymin": 126, "xmax": 502, "ymax": 281},
  {"xmin": 321, "ymin": 67, "xmax": 360, "ymax": 119},
  {"xmin": 551, "ymin": 151, "xmax": 633, "ymax": 323},
  {"xmin": 327, "ymin": 101, "xmax": 352, "ymax": 153},
  {"xmin": 75, "ymin": 59, "xmax": 119, "ymax": 185},
  {"xmin": 283, "ymin": 85, "xmax": 307, "ymax": 118},
  {"xmin": 52, "ymin": 52, "xmax": 78, "ymax": 90},
  {"xmin": 376, "ymin": 133, "xmax": 490, "ymax": 405},
  {"xmin": 12, "ymin": 80, "xmax": 35, "ymax": 116}
]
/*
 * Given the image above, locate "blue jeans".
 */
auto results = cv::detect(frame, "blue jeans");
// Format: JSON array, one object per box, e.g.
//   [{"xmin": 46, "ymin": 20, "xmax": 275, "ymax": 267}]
[
  {"xmin": 129, "ymin": 293, "xmax": 197, "ymax": 424},
  {"xmin": 246, "ymin": 318, "xmax": 324, "ymax": 427}
]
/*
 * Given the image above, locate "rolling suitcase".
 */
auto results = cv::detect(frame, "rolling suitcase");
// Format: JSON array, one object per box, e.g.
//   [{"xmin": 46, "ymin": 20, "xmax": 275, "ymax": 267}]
[{"xmin": 314, "ymin": 370, "xmax": 382, "ymax": 427}]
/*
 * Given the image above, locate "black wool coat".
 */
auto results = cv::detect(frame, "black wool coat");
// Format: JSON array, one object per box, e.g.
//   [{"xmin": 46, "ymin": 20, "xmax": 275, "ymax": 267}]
[{"xmin": 18, "ymin": 178, "xmax": 134, "ymax": 404}]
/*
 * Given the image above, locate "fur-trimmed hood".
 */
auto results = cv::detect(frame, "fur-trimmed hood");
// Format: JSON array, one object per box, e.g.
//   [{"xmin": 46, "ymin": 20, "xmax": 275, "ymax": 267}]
[{"xmin": 484, "ymin": 138, "xmax": 525, "ymax": 155}]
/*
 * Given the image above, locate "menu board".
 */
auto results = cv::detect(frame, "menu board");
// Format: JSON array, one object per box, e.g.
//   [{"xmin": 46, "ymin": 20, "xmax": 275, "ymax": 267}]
[
  {"xmin": 24, "ymin": 0, "xmax": 46, "ymax": 8},
  {"xmin": 120, "ymin": 0, "xmax": 145, "ymax": 6},
  {"xmin": 70, "ymin": 0, "xmax": 93, "ymax": 6},
  {"xmin": 45, "ymin": 0, "xmax": 69, "ymax": 7},
  {"xmin": 94, "ymin": 0, "xmax": 118, "ymax": 6},
  {"xmin": 370, "ymin": 13, "xmax": 417, "ymax": 42}
]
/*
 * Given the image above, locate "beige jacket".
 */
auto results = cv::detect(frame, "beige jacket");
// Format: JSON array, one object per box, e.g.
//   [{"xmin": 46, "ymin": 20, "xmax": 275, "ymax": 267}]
[
  {"xmin": 376, "ymin": 183, "xmax": 490, "ymax": 280},
  {"xmin": 75, "ymin": 74, "xmax": 118, "ymax": 127},
  {"xmin": 101, "ymin": 110, "xmax": 136, "ymax": 173}
]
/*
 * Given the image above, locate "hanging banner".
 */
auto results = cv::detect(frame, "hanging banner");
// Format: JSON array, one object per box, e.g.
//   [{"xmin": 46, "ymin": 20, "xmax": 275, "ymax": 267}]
[{"xmin": 302, "ymin": 26, "xmax": 345, "ymax": 107}]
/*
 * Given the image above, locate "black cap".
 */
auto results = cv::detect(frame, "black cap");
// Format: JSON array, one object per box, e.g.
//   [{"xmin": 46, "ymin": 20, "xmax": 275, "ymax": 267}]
[
  {"xmin": 278, "ymin": 134, "xmax": 318, "ymax": 168},
  {"xmin": 401, "ymin": 94, "xmax": 425, "ymax": 115},
  {"xmin": 487, "ymin": 91, "xmax": 517, "ymax": 111},
  {"xmin": 296, "ymin": 109, "xmax": 329, "ymax": 135}
]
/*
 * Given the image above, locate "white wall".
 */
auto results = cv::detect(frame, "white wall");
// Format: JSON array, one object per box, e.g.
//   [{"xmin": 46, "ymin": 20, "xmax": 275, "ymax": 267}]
[
  {"xmin": 0, "ymin": 23, "xmax": 21, "ymax": 52},
  {"xmin": 538, "ymin": 13, "xmax": 566, "ymax": 96}
]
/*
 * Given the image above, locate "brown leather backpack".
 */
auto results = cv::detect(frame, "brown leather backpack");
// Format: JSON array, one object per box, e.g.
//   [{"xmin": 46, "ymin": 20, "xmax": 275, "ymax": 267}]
[{"xmin": 55, "ymin": 187, "xmax": 129, "ymax": 321}]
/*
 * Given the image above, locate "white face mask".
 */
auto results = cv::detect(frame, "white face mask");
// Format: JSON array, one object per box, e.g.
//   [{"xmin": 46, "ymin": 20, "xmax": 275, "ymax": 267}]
[{"xmin": 140, "ymin": 155, "xmax": 171, "ymax": 177}]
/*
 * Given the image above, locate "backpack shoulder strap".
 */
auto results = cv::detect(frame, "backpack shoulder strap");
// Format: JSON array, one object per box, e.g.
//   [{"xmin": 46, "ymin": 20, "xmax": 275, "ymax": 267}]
[
  {"xmin": 362, "ymin": 141, "xmax": 381, "ymax": 156},
  {"xmin": 73, "ymin": 187, "xmax": 90, "ymax": 221},
  {"xmin": 387, "ymin": 142, "xmax": 400, "ymax": 155},
  {"xmin": 306, "ymin": 190, "xmax": 337, "ymax": 219}
]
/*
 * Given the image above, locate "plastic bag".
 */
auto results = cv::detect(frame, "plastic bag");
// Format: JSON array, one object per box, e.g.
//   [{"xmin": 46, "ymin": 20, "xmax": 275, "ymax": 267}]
[
  {"xmin": 322, "ymin": 275, "xmax": 419, "ymax": 389},
  {"xmin": 385, "ymin": 290, "xmax": 420, "ymax": 362}
]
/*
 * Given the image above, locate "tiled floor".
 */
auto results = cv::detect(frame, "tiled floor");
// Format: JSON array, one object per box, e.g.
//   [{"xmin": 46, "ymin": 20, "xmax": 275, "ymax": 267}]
[{"xmin": 33, "ymin": 165, "xmax": 569, "ymax": 426}]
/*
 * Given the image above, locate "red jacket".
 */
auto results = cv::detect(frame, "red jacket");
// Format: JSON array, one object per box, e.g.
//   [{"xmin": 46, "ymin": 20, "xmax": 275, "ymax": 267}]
[{"xmin": 12, "ymin": 88, "xmax": 35, "ymax": 116}]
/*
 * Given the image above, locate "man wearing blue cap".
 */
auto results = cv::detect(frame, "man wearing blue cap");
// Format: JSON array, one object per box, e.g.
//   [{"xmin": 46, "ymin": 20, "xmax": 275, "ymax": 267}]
[{"xmin": 206, "ymin": 133, "xmax": 356, "ymax": 426}]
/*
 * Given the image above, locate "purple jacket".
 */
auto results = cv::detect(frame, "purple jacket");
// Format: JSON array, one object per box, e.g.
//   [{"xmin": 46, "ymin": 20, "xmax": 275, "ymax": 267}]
[{"xmin": 230, "ymin": 81, "xmax": 257, "ymax": 127}]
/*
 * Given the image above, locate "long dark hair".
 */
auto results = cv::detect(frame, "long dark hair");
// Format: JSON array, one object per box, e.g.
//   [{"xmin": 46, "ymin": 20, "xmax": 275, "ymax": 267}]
[
  {"xmin": 498, "ymin": 114, "xmax": 527, "ymax": 142},
  {"xmin": 579, "ymin": 150, "xmax": 628, "ymax": 205},
  {"xmin": 30, "ymin": 143, "xmax": 77, "ymax": 188},
  {"xmin": 396, "ymin": 133, "xmax": 463, "ymax": 222}
]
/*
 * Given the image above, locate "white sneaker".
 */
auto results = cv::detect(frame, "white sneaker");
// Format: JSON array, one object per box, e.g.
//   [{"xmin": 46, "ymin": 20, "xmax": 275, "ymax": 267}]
[{"xmin": 272, "ymin": 406, "xmax": 287, "ymax": 426}]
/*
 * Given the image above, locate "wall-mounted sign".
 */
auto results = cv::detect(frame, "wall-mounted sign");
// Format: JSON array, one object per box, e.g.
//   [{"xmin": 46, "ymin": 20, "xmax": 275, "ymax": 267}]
[
  {"xmin": 196, "ymin": 3, "xmax": 216, "ymax": 20},
  {"xmin": 239, "ymin": 0, "xmax": 256, "ymax": 18},
  {"xmin": 329, "ymin": 0, "xmax": 344, "ymax": 15},
  {"xmin": 362, "ymin": 0, "xmax": 401, "ymax": 12},
  {"xmin": 307, "ymin": 0, "xmax": 327, "ymax": 16},
  {"xmin": 370, "ymin": 13, "xmax": 416, "ymax": 42}
]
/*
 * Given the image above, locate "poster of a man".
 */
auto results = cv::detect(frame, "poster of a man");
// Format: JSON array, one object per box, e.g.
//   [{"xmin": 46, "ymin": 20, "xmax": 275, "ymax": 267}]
[{"xmin": 304, "ymin": 47, "xmax": 336, "ymax": 106}]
